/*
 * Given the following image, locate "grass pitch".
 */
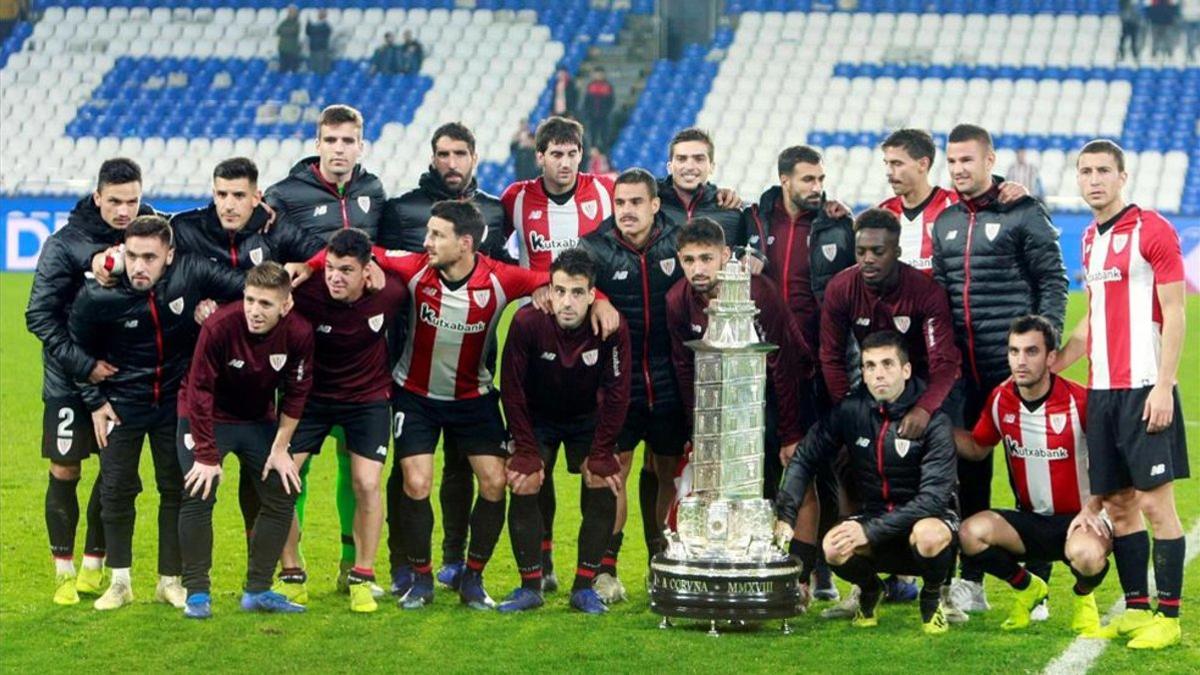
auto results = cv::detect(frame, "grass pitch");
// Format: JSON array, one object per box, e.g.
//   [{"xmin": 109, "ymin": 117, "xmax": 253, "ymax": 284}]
[{"xmin": 1, "ymin": 274, "xmax": 1197, "ymax": 673}]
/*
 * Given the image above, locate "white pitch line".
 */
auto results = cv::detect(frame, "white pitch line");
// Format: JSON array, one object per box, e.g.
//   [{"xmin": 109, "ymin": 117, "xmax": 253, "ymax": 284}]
[{"xmin": 1042, "ymin": 519, "xmax": 1200, "ymax": 675}]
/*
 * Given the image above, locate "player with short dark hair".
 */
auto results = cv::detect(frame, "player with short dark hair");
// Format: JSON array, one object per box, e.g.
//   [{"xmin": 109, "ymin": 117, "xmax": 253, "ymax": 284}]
[
  {"xmin": 934, "ymin": 123, "xmax": 1068, "ymax": 616},
  {"xmin": 578, "ymin": 168, "xmax": 685, "ymax": 604},
  {"xmin": 275, "ymin": 228, "xmax": 409, "ymax": 614},
  {"xmin": 265, "ymin": 104, "xmax": 388, "ymax": 597},
  {"xmin": 376, "ymin": 122, "xmax": 514, "ymax": 596},
  {"xmin": 26, "ymin": 157, "xmax": 156, "ymax": 604},
  {"xmin": 501, "ymin": 115, "xmax": 614, "ymax": 273},
  {"xmin": 175, "ymin": 262, "xmax": 314, "ymax": 619},
  {"xmin": 1055, "ymin": 139, "xmax": 1189, "ymax": 649},
  {"xmin": 497, "ymin": 247, "xmax": 632, "ymax": 613},
  {"xmin": 657, "ymin": 127, "xmax": 748, "ymax": 248},
  {"xmin": 667, "ymin": 217, "xmax": 813, "ymax": 501},
  {"xmin": 68, "ymin": 215, "xmax": 244, "ymax": 611},
  {"xmin": 878, "ymin": 129, "xmax": 957, "ymax": 274},
  {"xmin": 956, "ymin": 315, "xmax": 1111, "ymax": 635},
  {"xmin": 331, "ymin": 201, "xmax": 552, "ymax": 611},
  {"xmin": 776, "ymin": 330, "xmax": 959, "ymax": 635}
]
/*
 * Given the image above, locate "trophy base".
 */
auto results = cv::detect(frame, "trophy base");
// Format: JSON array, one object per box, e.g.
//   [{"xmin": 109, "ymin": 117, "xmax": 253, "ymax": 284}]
[{"xmin": 648, "ymin": 553, "xmax": 804, "ymax": 621}]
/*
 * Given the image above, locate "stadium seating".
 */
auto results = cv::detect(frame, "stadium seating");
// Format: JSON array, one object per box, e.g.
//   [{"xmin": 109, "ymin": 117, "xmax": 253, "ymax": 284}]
[
  {"xmin": 0, "ymin": 1, "xmax": 1194, "ymax": 215},
  {"xmin": 611, "ymin": 6, "xmax": 1198, "ymax": 215},
  {"xmin": 0, "ymin": 1, "xmax": 651, "ymax": 198}
]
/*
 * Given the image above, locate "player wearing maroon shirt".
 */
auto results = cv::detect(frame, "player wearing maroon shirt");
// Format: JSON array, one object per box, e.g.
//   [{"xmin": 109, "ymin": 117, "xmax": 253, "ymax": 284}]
[
  {"xmin": 667, "ymin": 218, "xmax": 812, "ymax": 493},
  {"xmin": 1057, "ymin": 140, "xmax": 1188, "ymax": 649},
  {"xmin": 497, "ymin": 249, "xmax": 631, "ymax": 614},
  {"xmin": 367, "ymin": 201, "xmax": 553, "ymax": 611},
  {"xmin": 820, "ymin": 208, "xmax": 961, "ymax": 423},
  {"xmin": 957, "ymin": 316, "xmax": 1111, "ymax": 636},
  {"xmin": 501, "ymin": 116, "xmax": 614, "ymax": 273},
  {"xmin": 176, "ymin": 263, "xmax": 313, "ymax": 619},
  {"xmin": 275, "ymin": 228, "xmax": 409, "ymax": 614}
]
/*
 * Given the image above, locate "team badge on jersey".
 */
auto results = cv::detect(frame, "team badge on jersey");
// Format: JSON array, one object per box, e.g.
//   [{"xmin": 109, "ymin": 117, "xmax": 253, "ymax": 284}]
[
  {"xmin": 183, "ymin": 433, "xmax": 195, "ymax": 450},
  {"xmin": 985, "ymin": 222, "xmax": 1001, "ymax": 241},
  {"xmin": 249, "ymin": 247, "xmax": 264, "ymax": 265},
  {"xmin": 368, "ymin": 313, "xmax": 384, "ymax": 332},
  {"xmin": 269, "ymin": 353, "xmax": 287, "ymax": 371},
  {"xmin": 822, "ymin": 243, "xmax": 838, "ymax": 262},
  {"xmin": 57, "ymin": 438, "xmax": 71, "ymax": 455},
  {"xmin": 582, "ymin": 348, "xmax": 599, "ymax": 366},
  {"xmin": 1050, "ymin": 413, "xmax": 1067, "ymax": 434},
  {"xmin": 1112, "ymin": 233, "xmax": 1129, "ymax": 253},
  {"xmin": 472, "ymin": 289, "xmax": 491, "ymax": 307},
  {"xmin": 358, "ymin": 196, "xmax": 372, "ymax": 213},
  {"xmin": 581, "ymin": 200, "xmax": 598, "ymax": 219},
  {"xmin": 660, "ymin": 258, "xmax": 677, "ymax": 276},
  {"xmin": 895, "ymin": 438, "xmax": 911, "ymax": 458},
  {"xmin": 169, "ymin": 297, "xmax": 185, "ymax": 315},
  {"xmin": 893, "ymin": 316, "xmax": 911, "ymax": 333}
]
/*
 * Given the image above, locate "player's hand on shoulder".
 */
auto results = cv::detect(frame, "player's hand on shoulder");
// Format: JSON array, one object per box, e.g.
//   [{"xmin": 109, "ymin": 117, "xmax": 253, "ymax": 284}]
[
  {"xmin": 590, "ymin": 298, "xmax": 619, "ymax": 339},
  {"xmin": 898, "ymin": 406, "xmax": 931, "ymax": 439},
  {"xmin": 285, "ymin": 262, "xmax": 312, "ymax": 287}
]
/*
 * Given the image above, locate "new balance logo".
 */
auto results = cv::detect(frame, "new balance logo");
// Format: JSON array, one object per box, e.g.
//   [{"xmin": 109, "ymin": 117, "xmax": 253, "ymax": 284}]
[
  {"xmin": 856, "ymin": 437, "xmax": 870, "ymax": 447},
  {"xmin": 124, "ymin": 319, "xmax": 139, "ymax": 328},
  {"xmin": 692, "ymin": 324, "xmax": 704, "ymax": 334},
  {"xmin": 855, "ymin": 317, "xmax": 871, "ymax": 327},
  {"xmin": 946, "ymin": 230, "xmax": 958, "ymax": 240},
  {"xmin": 313, "ymin": 205, "xmax": 328, "ymax": 217},
  {"xmin": 375, "ymin": 445, "xmax": 388, "ymax": 457},
  {"xmin": 227, "ymin": 359, "xmax": 245, "ymax": 369},
  {"xmin": 540, "ymin": 352, "xmax": 557, "ymax": 361},
  {"xmin": 529, "ymin": 209, "xmax": 543, "ymax": 220},
  {"xmin": 1003, "ymin": 414, "xmax": 1016, "ymax": 424},
  {"xmin": 1150, "ymin": 464, "xmax": 1166, "ymax": 477},
  {"xmin": 612, "ymin": 270, "xmax": 628, "ymax": 280},
  {"xmin": 316, "ymin": 324, "xmax": 332, "ymax": 333}
]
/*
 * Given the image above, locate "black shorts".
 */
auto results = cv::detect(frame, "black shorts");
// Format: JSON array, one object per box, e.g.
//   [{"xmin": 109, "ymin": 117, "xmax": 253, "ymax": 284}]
[
  {"xmin": 391, "ymin": 388, "xmax": 509, "ymax": 459},
  {"xmin": 1087, "ymin": 386, "xmax": 1189, "ymax": 494},
  {"xmin": 617, "ymin": 404, "xmax": 688, "ymax": 457},
  {"xmin": 41, "ymin": 397, "xmax": 98, "ymax": 463},
  {"xmin": 846, "ymin": 511, "xmax": 960, "ymax": 576},
  {"xmin": 291, "ymin": 397, "xmax": 392, "ymax": 463},
  {"xmin": 176, "ymin": 417, "xmax": 275, "ymax": 474},
  {"xmin": 993, "ymin": 509, "xmax": 1111, "ymax": 561},
  {"xmin": 535, "ymin": 414, "xmax": 596, "ymax": 474}
]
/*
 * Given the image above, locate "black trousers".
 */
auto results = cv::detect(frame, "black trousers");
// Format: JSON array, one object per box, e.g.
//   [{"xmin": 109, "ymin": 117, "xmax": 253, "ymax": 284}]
[
  {"xmin": 177, "ymin": 418, "xmax": 297, "ymax": 595},
  {"xmin": 98, "ymin": 404, "xmax": 182, "ymax": 573}
]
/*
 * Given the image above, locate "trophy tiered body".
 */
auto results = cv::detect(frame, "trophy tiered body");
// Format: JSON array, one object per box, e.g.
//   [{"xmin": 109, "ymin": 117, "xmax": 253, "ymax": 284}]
[{"xmin": 647, "ymin": 262, "xmax": 804, "ymax": 630}]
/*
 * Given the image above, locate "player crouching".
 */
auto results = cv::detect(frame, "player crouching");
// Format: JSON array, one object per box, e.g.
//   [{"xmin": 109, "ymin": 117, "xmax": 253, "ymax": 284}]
[
  {"xmin": 957, "ymin": 316, "xmax": 1111, "ymax": 635},
  {"xmin": 776, "ymin": 331, "xmax": 959, "ymax": 634}
]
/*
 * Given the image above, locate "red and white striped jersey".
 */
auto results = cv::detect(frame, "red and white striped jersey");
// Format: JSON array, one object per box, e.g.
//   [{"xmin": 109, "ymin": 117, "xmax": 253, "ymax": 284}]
[
  {"xmin": 879, "ymin": 186, "xmax": 958, "ymax": 274},
  {"xmin": 973, "ymin": 375, "xmax": 1090, "ymax": 516},
  {"xmin": 501, "ymin": 173, "xmax": 614, "ymax": 272},
  {"xmin": 374, "ymin": 250, "xmax": 548, "ymax": 401},
  {"xmin": 1082, "ymin": 205, "xmax": 1185, "ymax": 390}
]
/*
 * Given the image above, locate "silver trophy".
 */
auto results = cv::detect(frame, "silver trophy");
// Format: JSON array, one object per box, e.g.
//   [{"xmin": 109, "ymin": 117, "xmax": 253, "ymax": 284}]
[{"xmin": 648, "ymin": 261, "xmax": 804, "ymax": 635}]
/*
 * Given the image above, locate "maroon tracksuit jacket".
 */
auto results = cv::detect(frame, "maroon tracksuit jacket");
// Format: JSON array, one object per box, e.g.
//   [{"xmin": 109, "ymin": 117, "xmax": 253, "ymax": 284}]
[
  {"xmin": 178, "ymin": 303, "xmax": 315, "ymax": 465},
  {"xmin": 500, "ymin": 305, "xmax": 631, "ymax": 464},
  {"xmin": 819, "ymin": 262, "xmax": 960, "ymax": 414},
  {"xmin": 290, "ymin": 270, "xmax": 408, "ymax": 403},
  {"xmin": 665, "ymin": 274, "xmax": 812, "ymax": 446}
]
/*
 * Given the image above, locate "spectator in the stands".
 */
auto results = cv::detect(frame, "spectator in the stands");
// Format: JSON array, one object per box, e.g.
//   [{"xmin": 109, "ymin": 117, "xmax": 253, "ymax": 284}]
[
  {"xmin": 277, "ymin": 5, "xmax": 302, "ymax": 73},
  {"xmin": 1147, "ymin": 0, "xmax": 1181, "ymax": 60},
  {"xmin": 400, "ymin": 30, "xmax": 424, "ymax": 74},
  {"xmin": 511, "ymin": 118, "xmax": 538, "ymax": 182},
  {"xmin": 1006, "ymin": 150, "xmax": 1044, "ymax": 201},
  {"xmin": 306, "ymin": 9, "xmax": 333, "ymax": 75},
  {"xmin": 552, "ymin": 67, "xmax": 577, "ymax": 118},
  {"xmin": 371, "ymin": 32, "xmax": 402, "ymax": 75},
  {"xmin": 1184, "ymin": 0, "xmax": 1200, "ymax": 61},
  {"xmin": 587, "ymin": 147, "xmax": 612, "ymax": 178},
  {"xmin": 582, "ymin": 67, "xmax": 615, "ymax": 152}
]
